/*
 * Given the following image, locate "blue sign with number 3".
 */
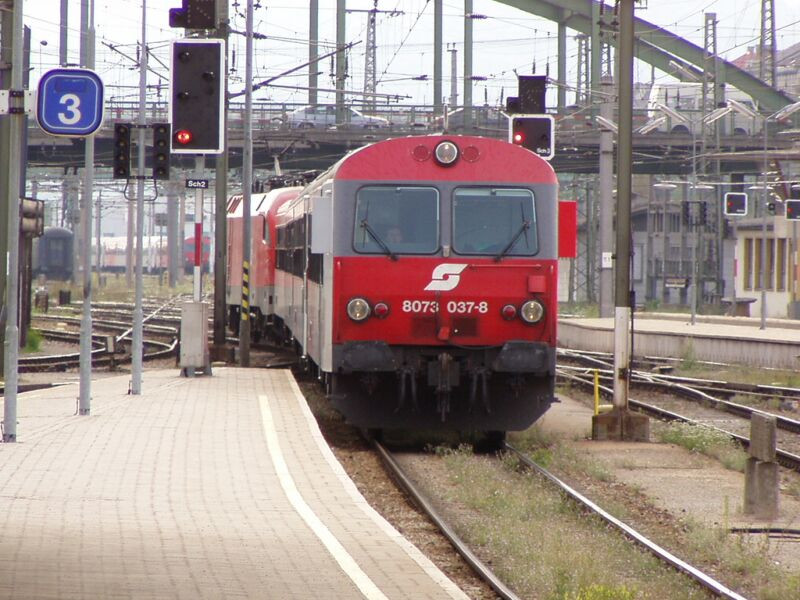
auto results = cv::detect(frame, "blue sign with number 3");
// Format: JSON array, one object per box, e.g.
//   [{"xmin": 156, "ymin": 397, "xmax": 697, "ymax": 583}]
[{"xmin": 36, "ymin": 68, "xmax": 104, "ymax": 137}]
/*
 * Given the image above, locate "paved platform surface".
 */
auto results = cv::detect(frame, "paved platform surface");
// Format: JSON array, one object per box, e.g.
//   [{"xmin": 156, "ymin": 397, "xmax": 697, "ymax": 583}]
[
  {"xmin": 559, "ymin": 314, "xmax": 800, "ymax": 369},
  {"xmin": 563, "ymin": 314, "xmax": 800, "ymax": 342},
  {"xmin": 0, "ymin": 368, "xmax": 467, "ymax": 599}
]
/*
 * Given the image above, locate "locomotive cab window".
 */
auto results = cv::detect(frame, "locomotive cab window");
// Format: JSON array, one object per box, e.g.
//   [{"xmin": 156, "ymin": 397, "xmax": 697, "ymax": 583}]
[
  {"xmin": 353, "ymin": 186, "xmax": 439, "ymax": 254},
  {"xmin": 453, "ymin": 188, "xmax": 537, "ymax": 256}
]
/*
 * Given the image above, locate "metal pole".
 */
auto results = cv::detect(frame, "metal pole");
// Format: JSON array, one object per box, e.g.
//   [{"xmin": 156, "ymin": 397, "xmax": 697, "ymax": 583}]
[
  {"xmin": 240, "ymin": 0, "xmax": 254, "ymax": 367},
  {"xmin": 3, "ymin": 0, "xmax": 25, "ymax": 442},
  {"xmin": 557, "ymin": 19, "xmax": 566, "ymax": 111},
  {"xmin": 168, "ymin": 180, "xmax": 179, "ymax": 287},
  {"xmin": 126, "ymin": 188, "xmax": 135, "ymax": 286},
  {"xmin": 589, "ymin": 1, "xmax": 601, "ymax": 104},
  {"xmin": 761, "ymin": 116, "xmax": 768, "ymax": 329},
  {"xmin": 309, "ymin": 0, "xmax": 319, "ymax": 106},
  {"xmin": 193, "ymin": 157, "xmax": 204, "ymax": 302},
  {"xmin": 213, "ymin": 0, "xmax": 229, "ymax": 355},
  {"xmin": 691, "ymin": 127, "xmax": 698, "ymax": 325},
  {"xmin": 433, "ymin": 0, "xmax": 442, "ymax": 116},
  {"xmin": 0, "ymin": 7, "xmax": 12, "ymax": 377},
  {"xmin": 335, "ymin": 0, "xmax": 345, "ymax": 123},
  {"xmin": 131, "ymin": 0, "xmax": 147, "ymax": 395},
  {"xmin": 598, "ymin": 75, "xmax": 614, "ymax": 318},
  {"xmin": 463, "ymin": 0, "xmax": 473, "ymax": 130},
  {"xmin": 448, "ymin": 45, "xmax": 457, "ymax": 109},
  {"xmin": 78, "ymin": 0, "xmax": 95, "ymax": 415},
  {"xmin": 96, "ymin": 191, "xmax": 102, "ymax": 284},
  {"xmin": 613, "ymin": 0, "xmax": 634, "ymax": 411},
  {"xmin": 59, "ymin": 0, "xmax": 68, "ymax": 66}
]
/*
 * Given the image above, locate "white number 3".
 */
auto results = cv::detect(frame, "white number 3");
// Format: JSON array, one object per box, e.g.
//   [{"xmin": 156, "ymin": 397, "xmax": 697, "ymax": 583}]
[{"xmin": 58, "ymin": 93, "xmax": 82, "ymax": 125}]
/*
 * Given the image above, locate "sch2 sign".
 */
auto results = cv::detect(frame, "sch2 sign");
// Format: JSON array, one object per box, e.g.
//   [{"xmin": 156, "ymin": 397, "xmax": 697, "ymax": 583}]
[{"xmin": 36, "ymin": 68, "xmax": 104, "ymax": 137}]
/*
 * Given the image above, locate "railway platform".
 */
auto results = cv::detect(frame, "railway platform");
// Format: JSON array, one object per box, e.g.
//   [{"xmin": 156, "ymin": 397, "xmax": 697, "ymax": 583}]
[
  {"xmin": 559, "ymin": 313, "xmax": 800, "ymax": 370},
  {"xmin": 0, "ymin": 368, "xmax": 467, "ymax": 599}
]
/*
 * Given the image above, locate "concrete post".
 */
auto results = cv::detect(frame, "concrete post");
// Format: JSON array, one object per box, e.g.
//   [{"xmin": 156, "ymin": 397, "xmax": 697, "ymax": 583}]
[{"xmin": 744, "ymin": 412, "xmax": 779, "ymax": 519}]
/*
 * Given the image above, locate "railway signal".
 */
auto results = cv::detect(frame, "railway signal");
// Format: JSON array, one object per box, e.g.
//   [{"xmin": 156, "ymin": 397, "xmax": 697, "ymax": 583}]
[
  {"xmin": 169, "ymin": 0, "xmax": 217, "ymax": 29},
  {"xmin": 151, "ymin": 123, "xmax": 171, "ymax": 180},
  {"xmin": 113, "ymin": 123, "xmax": 132, "ymax": 180},
  {"xmin": 169, "ymin": 39, "xmax": 225, "ymax": 154},
  {"xmin": 19, "ymin": 198, "xmax": 44, "ymax": 237},
  {"xmin": 786, "ymin": 199, "xmax": 800, "ymax": 220},
  {"xmin": 723, "ymin": 192, "xmax": 747, "ymax": 216},
  {"xmin": 509, "ymin": 114, "xmax": 554, "ymax": 160}
]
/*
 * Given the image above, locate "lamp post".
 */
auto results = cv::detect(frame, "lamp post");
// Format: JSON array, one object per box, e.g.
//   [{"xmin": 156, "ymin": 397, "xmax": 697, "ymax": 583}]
[{"xmin": 727, "ymin": 99, "xmax": 800, "ymax": 329}]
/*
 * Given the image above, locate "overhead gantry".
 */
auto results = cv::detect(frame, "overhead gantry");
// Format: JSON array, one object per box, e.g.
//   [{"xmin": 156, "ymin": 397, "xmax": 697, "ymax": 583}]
[{"xmin": 496, "ymin": 0, "xmax": 795, "ymax": 111}]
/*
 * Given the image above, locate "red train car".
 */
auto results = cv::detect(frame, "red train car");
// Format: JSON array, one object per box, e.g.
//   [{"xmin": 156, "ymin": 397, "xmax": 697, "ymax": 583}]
[
  {"xmin": 226, "ymin": 187, "xmax": 302, "ymax": 337},
  {"xmin": 183, "ymin": 235, "xmax": 211, "ymax": 274},
  {"xmin": 272, "ymin": 135, "xmax": 574, "ymax": 434}
]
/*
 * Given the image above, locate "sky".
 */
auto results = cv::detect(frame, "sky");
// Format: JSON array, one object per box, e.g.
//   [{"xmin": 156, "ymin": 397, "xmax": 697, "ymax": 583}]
[{"xmin": 22, "ymin": 0, "xmax": 800, "ymax": 110}]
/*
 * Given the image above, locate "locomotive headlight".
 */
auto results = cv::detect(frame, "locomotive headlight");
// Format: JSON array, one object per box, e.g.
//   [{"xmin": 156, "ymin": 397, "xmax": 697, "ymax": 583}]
[
  {"xmin": 347, "ymin": 297, "xmax": 371, "ymax": 321},
  {"xmin": 520, "ymin": 300, "xmax": 545, "ymax": 324},
  {"xmin": 434, "ymin": 141, "xmax": 459, "ymax": 166}
]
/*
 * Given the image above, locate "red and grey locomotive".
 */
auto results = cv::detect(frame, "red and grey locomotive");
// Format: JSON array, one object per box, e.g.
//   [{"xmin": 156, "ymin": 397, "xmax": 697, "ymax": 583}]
[{"xmin": 268, "ymin": 134, "xmax": 574, "ymax": 432}]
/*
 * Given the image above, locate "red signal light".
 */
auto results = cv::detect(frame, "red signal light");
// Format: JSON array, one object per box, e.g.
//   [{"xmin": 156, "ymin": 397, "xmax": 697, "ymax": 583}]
[
  {"xmin": 512, "ymin": 132, "xmax": 524, "ymax": 145},
  {"xmin": 175, "ymin": 129, "xmax": 193, "ymax": 145}
]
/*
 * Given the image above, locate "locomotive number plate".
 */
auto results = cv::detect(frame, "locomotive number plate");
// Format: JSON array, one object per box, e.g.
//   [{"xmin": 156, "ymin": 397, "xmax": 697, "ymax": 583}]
[{"xmin": 402, "ymin": 300, "xmax": 489, "ymax": 314}]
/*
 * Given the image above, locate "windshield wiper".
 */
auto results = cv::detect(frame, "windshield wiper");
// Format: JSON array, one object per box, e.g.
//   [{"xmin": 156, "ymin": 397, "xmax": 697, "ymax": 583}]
[
  {"xmin": 494, "ymin": 220, "xmax": 530, "ymax": 262},
  {"xmin": 360, "ymin": 219, "xmax": 398, "ymax": 260}
]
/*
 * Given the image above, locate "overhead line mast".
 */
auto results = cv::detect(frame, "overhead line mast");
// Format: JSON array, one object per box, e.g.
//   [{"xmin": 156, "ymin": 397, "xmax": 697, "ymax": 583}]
[{"xmin": 345, "ymin": 1, "xmax": 402, "ymax": 112}]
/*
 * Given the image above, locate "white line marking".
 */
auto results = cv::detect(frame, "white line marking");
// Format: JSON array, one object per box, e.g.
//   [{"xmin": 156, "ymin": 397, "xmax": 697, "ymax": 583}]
[{"xmin": 258, "ymin": 394, "xmax": 388, "ymax": 600}]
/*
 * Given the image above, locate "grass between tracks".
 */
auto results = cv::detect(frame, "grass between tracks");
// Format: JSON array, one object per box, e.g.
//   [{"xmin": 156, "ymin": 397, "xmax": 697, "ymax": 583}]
[
  {"xmin": 39, "ymin": 274, "xmax": 200, "ymax": 306},
  {"xmin": 428, "ymin": 442, "xmax": 705, "ymax": 600},
  {"xmin": 424, "ymin": 429, "xmax": 799, "ymax": 600},
  {"xmin": 656, "ymin": 421, "xmax": 749, "ymax": 472}
]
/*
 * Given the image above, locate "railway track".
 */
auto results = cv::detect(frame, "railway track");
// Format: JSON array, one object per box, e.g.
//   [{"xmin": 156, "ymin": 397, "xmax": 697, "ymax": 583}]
[
  {"xmin": 559, "ymin": 347, "xmax": 800, "ymax": 403},
  {"xmin": 22, "ymin": 297, "xmax": 183, "ymax": 372},
  {"xmin": 557, "ymin": 364, "xmax": 800, "ymax": 472},
  {"xmin": 373, "ymin": 438, "xmax": 747, "ymax": 600}
]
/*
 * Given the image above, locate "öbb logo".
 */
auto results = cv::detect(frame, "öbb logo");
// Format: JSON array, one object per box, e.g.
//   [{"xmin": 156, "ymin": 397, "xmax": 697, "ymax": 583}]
[{"xmin": 424, "ymin": 264, "xmax": 468, "ymax": 291}]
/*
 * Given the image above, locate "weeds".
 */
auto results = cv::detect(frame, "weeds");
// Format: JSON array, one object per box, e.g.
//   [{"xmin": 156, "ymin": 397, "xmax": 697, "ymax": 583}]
[
  {"xmin": 434, "ymin": 445, "xmax": 705, "ymax": 599},
  {"xmin": 23, "ymin": 328, "xmax": 42, "ymax": 353},
  {"xmin": 657, "ymin": 422, "xmax": 748, "ymax": 472},
  {"xmin": 680, "ymin": 340, "xmax": 697, "ymax": 371}
]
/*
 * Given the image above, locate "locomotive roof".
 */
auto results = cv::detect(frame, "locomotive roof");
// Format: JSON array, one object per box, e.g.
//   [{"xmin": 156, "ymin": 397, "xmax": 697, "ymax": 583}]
[
  {"xmin": 331, "ymin": 134, "xmax": 557, "ymax": 183},
  {"xmin": 277, "ymin": 135, "xmax": 557, "ymax": 217}
]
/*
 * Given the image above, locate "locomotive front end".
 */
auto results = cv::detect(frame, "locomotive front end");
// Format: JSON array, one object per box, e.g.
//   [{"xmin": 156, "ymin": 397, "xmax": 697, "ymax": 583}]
[{"xmin": 322, "ymin": 137, "xmax": 562, "ymax": 431}]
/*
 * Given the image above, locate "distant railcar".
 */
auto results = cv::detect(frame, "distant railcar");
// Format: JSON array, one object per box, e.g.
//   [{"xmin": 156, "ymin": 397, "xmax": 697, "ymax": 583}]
[
  {"xmin": 34, "ymin": 227, "xmax": 74, "ymax": 281},
  {"xmin": 183, "ymin": 235, "xmax": 211, "ymax": 275}
]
